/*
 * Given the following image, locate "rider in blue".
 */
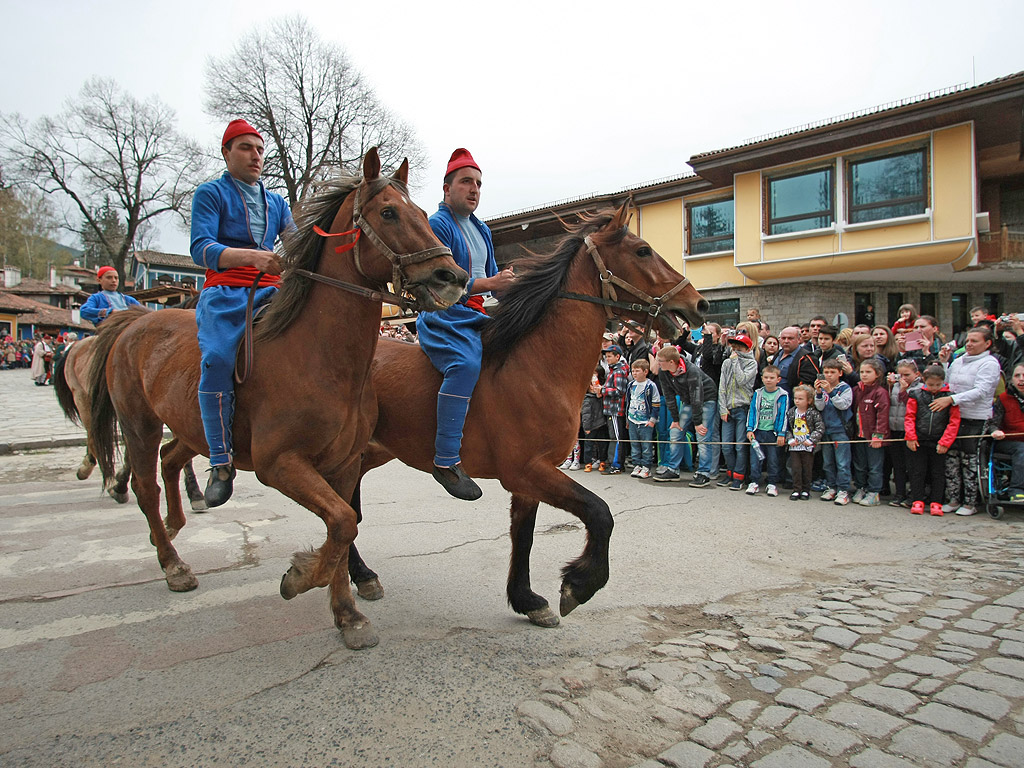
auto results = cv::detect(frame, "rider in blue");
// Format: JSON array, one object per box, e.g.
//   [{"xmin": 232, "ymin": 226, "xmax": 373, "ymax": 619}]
[
  {"xmin": 79, "ymin": 266, "xmax": 141, "ymax": 324},
  {"xmin": 189, "ymin": 119, "xmax": 293, "ymax": 507},
  {"xmin": 420, "ymin": 148, "xmax": 515, "ymax": 500}
]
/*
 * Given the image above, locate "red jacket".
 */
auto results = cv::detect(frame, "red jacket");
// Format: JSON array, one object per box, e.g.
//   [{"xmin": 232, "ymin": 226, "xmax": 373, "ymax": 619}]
[{"xmin": 854, "ymin": 380, "xmax": 891, "ymax": 439}]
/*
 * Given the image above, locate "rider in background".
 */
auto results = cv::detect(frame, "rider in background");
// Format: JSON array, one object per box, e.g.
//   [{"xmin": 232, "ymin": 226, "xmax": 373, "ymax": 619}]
[
  {"xmin": 189, "ymin": 119, "xmax": 293, "ymax": 507},
  {"xmin": 80, "ymin": 266, "xmax": 141, "ymax": 325},
  {"xmin": 419, "ymin": 148, "xmax": 515, "ymax": 500}
]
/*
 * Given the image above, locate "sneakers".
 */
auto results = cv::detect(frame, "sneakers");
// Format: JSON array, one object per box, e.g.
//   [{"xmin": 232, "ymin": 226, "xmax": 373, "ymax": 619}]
[
  {"xmin": 654, "ymin": 469, "xmax": 680, "ymax": 483},
  {"xmin": 745, "ymin": 482, "xmax": 759, "ymax": 495},
  {"xmin": 584, "ymin": 463, "xmax": 593, "ymax": 472},
  {"xmin": 834, "ymin": 490, "xmax": 850, "ymax": 506},
  {"xmin": 716, "ymin": 472, "xmax": 733, "ymax": 487},
  {"xmin": 689, "ymin": 473, "xmax": 712, "ymax": 488},
  {"xmin": 630, "ymin": 465, "xmax": 644, "ymax": 477},
  {"xmin": 602, "ymin": 465, "xmax": 622, "ymax": 475},
  {"xmin": 810, "ymin": 479, "xmax": 826, "ymax": 492},
  {"xmin": 859, "ymin": 492, "xmax": 881, "ymax": 506},
  {"xmin": 729, "ymin": 479, "xmax": 744, "ymax": 491},
  {"xmin": 941, "ymin": 501, "xmax": 960, "ymax": 514},
  {"xmin": 930, "ymin": 502, "xmax": 944, "ymax": 516},
  {"xmin": 910, "ymin": 501, "xmax": 925, "ymax": 515},
  {"xmin": 820, "ymin": 488, "xmax": 837, "ymax": 502},
  {"xmin": 800, "ymin": 492, "xmax": 810, "ymax": 501},
  {"xmin": 789, "ymin": 491, "xmax": 801, "ymax": 501},
  {"xmin": 851, "ymin": 489, "xmax": 866, "ymax": 504},
  {"xmin": 766, "ymin": 484, "xmax": 778, "ymax": 497},
  {"xmin": 888, "ymin": 497, "xmax": 906, "ymax": 508},
  {"xmin": 954, "ymin": 505, "xmax": 977, "ymax": 516},
  {"xmin": 559, "ymin": 458, "xmax": 573, "ymax": 470},
  {"xmin": 569, "ymin": 461, "xmax": 581, "ymax": 471},
  {"xmin": 637, "ymin": 467, "xmax": 651, "ymax": 479}
]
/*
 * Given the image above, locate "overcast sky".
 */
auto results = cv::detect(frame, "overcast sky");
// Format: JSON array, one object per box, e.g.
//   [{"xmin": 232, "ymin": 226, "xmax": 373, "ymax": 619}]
[{"xmin": 4, "ymin": 0, "xmax": 1024, "ymax": 254}]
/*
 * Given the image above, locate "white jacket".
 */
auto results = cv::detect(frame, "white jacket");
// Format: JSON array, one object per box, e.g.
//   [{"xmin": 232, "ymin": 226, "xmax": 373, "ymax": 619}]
[{"xmin": 947, "ymin": 351, "xmax": 1001, "ymax": 420}]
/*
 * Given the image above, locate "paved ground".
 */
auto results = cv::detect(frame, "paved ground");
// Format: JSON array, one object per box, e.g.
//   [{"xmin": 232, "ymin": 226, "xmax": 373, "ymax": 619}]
[
  {"xmin": 1, "ymin": 368, "xmax": 1024, "ymax": 767},
  {"xmin": 0, "ymin": 369, "xmax": 88, "ymax": 452}
]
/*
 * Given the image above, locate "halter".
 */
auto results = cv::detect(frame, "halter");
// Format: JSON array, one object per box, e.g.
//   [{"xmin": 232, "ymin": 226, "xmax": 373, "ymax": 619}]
[
  {"xmin": 558, "ymin": 234, "xmax": 692, "ymax": 338},
  {"xmin": 298, "ymin": 181, "xmax": 453, "ymax": 311}
]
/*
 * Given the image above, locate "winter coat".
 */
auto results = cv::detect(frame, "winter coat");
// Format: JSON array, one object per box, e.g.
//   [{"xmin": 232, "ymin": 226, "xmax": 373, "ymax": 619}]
[
  {"xmin": 889, "ymin": 379, "xmax": 922, "ymax": 432},
  {"xmin": 946, "ymin": 350, "xmax": 1002, "ymax": 420},
  {"xmin": 718, "ymin": 351, "xmax": 758, "ymax": 415},
  {"xmin": 785, "ymin": 406, "xmax": 825, "ymax": 450},
  {"xmin": 905, "ymin": 385, "xmax": 961, "ymax": 448},
  {"xmin": 581, "ymin": 392, "xmax": 605, "ymax": 433},
  {"xmin": 854, "ymin": 380, "xmax": 891, "ymax": 439},
  {"xmin": 814, "ymin": 380, "xmax": 854, "ymax": 434}
]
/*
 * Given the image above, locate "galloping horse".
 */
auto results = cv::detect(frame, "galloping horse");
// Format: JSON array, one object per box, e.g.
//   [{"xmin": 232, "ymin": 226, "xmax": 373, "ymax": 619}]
[
  {"xmin": 351, "ymin": 201, "xmax": 708, "ymax": 626},
  {"xmin": 87, "ymin": 148, "xmax": 468, "ymax": 649}
]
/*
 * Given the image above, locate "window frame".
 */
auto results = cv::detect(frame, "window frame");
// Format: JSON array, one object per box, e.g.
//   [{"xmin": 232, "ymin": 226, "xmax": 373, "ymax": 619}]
[
  {"xmin": 686, "ymin": 197, "xmax": 735, "ymax": 256},
  {"xmin": 845, "ymin": 147, "xmax": 929, "ymax": 225},
  {"xmin": 765, "ymin": 165, "xmax": 836, "ymax": 236}
]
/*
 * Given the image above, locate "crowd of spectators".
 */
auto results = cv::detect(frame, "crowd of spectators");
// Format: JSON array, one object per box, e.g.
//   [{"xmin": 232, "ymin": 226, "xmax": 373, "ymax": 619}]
[{"xmin": 564, "ymin": 303, "xmax": 1024, "ymax": 517}]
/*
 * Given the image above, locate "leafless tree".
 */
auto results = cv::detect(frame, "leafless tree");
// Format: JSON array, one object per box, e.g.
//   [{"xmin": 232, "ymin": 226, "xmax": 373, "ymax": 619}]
[
  {"xmin": 204, "ymin": 14, "xmax": 425, "ymax": 209},
  {"xmin": 0, "ymin": 78, "xmax": 210, "ymax": 283}
]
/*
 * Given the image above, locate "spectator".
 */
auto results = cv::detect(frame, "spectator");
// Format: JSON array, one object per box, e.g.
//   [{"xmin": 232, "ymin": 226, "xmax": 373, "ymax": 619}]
[
  {"xmin": 872, "ymin": 326, "xmax": 899, "ymax": 373},
  {"xmin": 31, "ymin": 334, "xmax": 52, "ymax": 386},
  {"xmin": 785, "ymin": 384, "xmax": 824, "ymax": 500},
  {"xmin": 852, "ymin": 358, "xmax": 890, "ymax": 507},
  {"xmin": 987, "ymin": 362, "xmax": 1024, "ymax": 502},
  {"xmin": 718, "ymin": 332, "xmax": 758, "ymax": 490},
  {"xmin": 600, "ymin": 345, "xmax": 630, "ymax": 474},
  {"xmin": 912, "ymin": 315, "xmax": 944, "ymax": 357},
  {"xmin": 814, "ymin": 358, "xmax": 855, "ymax": 506},
  {"xmin": 773, "ymin": 326, "xmax": 803, "ymax": 392},
  {"xmin": 626, "ymin": 359, "xmax": 660, "ymax": 479},
  {"xmin": 905, "ymin": 365, "xmax": 961, "ymax": 516},
  {"xmin": 762, "ymin": 335, "xmax": 780, "ymax": 364},
  {"xmin": 891, "ymin": 303, "xmax": 918, "ymax": 334},
  {"xmin": 886, "ymin": 360, "xmax": 922, "ymax": 508},
  {"xmin": 652, "ymin": 345, "xmax": 702, "ymax": 483},
  {"xmin": 581, "ymin": 366, "xmax": 608, "ymax": 472},
  {"xmin": 745, "ymin": 364, "xmax": 788, "ymax": 497}
]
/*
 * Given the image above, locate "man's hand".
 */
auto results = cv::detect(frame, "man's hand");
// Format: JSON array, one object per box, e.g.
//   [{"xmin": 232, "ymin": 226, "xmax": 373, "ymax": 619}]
[
  {"xmin": 473, "ymin": 267, "xmax": 515, "ymax": 294},
  {"xmin": 218, "ymin": 247, "xmax": 282, "ymax": 276},
  {"xmin": 929, "ymin": 396, "xmax": 954, "ymax": 412}
]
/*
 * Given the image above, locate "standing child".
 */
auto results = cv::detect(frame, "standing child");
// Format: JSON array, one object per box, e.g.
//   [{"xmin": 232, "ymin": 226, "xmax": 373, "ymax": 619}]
[
  {"xmin": 600, "ymin": 345, "xmax": 630, "ymax": 474},
  {"xmin": 718, "ymin": 332, "xmax": 758, "ymax": 490},
  {"xmin": 785, "ymin": 385, "xmax": 824, "ymax": 499},
  {"xmin": 626, "ymin": 360, "xmax": 661, "ymax": 479},
  {"xmin": 905, "ymin": 365, "xmax": 961, "ymax": 515},
  {"xmin": 852, "ymin": 359, "xmax": 891, "ymax": 506},
  {"xmin": 581, "ymin": 365, "xmax": 607, "ymax": 472},
  {"xmin": 886, "ymin": 361, "xmax": 922, "ymax": 507},
  {"xmin": 814, "ymin": 359, "xmax": 855, "ymax": 505},
  {"xmin": 745, "ymin": 365, "xmax": 789, "ymax": 496}
]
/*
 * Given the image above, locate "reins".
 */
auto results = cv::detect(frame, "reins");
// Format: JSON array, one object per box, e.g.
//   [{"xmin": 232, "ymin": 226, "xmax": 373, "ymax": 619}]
[{"xmin": 559, "ymin": 234, "xmax": 692, "ymax": 338}]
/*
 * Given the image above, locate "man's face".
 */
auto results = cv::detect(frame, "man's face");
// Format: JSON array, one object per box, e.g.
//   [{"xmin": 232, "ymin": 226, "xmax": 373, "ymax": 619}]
[
  {"xmin": 779, "ymin": 328, "xmax": 801, "ymax": 353},
  {"xmin": 818, "ymin": 333, "xmax": 834, "ymax": 351},
  {"xmin": 444, "ymin": 166, "xmax": 482, "ymax": 217},
  {"xmin": 223, "ymin": 134, "xmax": 265, "ymax": 184},
  {"xmin": 800, "ymin": 327, "xmax": 811, "ymax": 342},
  {"xmin": 809, "ymin": 320, "xmax": 825, "ymax": 337},
  {"xmin": 99, "ymin": 272, "xmax": 119, "ymax": 291}
]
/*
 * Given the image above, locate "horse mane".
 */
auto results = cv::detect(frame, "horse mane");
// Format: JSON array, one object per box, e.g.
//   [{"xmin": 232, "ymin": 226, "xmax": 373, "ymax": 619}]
[
  {"xmin": 481, "ymin": 210, "xmax": 626, "ymax": 368},
  {"xmin": 255, "ymin": 174, "xmax": 398, "ymax": 343}
]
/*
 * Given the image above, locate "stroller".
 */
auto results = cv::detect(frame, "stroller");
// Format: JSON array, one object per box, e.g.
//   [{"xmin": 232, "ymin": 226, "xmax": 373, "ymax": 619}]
[{"xmin": 977, "ymin": 437, "xmax": 1024, "ymax": 519}]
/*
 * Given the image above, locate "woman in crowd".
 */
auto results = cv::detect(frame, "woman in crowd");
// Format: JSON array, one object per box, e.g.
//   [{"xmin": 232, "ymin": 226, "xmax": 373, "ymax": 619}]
[
  {"xmin": 913, "ymin": 315, "xmax": 944, "ymax": 357},
  {"xmin": 871, "ymin": 326, "xmax": 899, "ymax": 373}
]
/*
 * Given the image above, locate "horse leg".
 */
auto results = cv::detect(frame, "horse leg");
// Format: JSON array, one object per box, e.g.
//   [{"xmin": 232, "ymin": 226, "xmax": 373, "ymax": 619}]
[
  {"xmin": 76, "ymin": 451, "xmax": 97, "ymax": 480},
  {"xmin": 183, "ymin": 459, "xmax": 207, "ymax": 512},
  {"xmin": 508, "ymin": 494, "xmax": 559, "ymax": 627},
  {"xmin": 505, "ymin": 464, "xmax": 613, "ymax": 617},
  {"xmin": 159, "ymin": 438, "xmax": 195, "ymax": 541},
  {"xmin": 348, "ymin": 479, "xmax": 383, "ymax": 600},
  {"xmin": 264, "ymin": 454, "xmax": 377, "ymax": 649},
  {"xmin": 107, "ymin": 463, "xmax": 131, "ymax": 504}
]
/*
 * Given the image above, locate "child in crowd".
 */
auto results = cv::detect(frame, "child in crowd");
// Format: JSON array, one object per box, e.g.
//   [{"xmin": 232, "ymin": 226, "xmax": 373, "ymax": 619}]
[
  {"xmin": 626, "ymin": 359, "xmax": 661, "ymax": 479},
  {"xmin": 718, "ymin": 332, "xmax": 758, "ymax": 490},
  {"xmin": 600, "ymin": 345, "xmax": 631, "ymax": 474},
  {"xmin": 886, "ymin": 361, "xmax": 922, "ymax": 507},
  {"xmin": 655, "ymin": 345, "xmax": 717, "ymax": 485},
  {"xmin": 581, "ymin": 365, "xmax": 608, "ymax": 472},
  {"xmin": 814, "ymin": 359, "xmax": 855, "ymax": 506},
  {"xmin": 987, "ymin": 363, "xmax": 1024, "ymax": 502},
  {"xmin": 745, "ymin": 365, "xmax": 788, "ymax": 496},
  {"xmin": 852, "ymin": 359, "xmax": 891, "ymax": 506},
  {"xmin": 785, "ymin": 385, "xmax": 824, "ymax": 500},
  {"xmin": 905, "ymin": 365, "xmax": 960, "ymax": 515},
  {"xmin": 816, "ymin": 324, "xmax": 847, "ymax": 366}
]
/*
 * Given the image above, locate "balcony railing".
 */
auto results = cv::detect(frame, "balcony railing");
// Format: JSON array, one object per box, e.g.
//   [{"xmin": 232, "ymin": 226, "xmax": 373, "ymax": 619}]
[{"xmin": 979, "ymin": 225, "xmax": 1024, "ymax": 263}]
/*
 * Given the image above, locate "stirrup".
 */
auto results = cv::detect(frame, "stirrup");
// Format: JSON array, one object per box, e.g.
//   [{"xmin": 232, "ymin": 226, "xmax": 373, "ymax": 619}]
[
  {"xmin": 204, "ymin": 464, "xmax": 236, "ymax": 508},
  {"xmin": 432, "ymin": 463, "xmax": 482, "ymax": 501}
]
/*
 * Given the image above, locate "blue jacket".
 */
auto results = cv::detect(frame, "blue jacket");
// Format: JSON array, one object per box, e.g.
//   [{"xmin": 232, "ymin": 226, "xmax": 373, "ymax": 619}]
[
  {"xmin": 746, "ymin": 387, "xmax": 790, "ymax": 435},
  {"xmin": 814, "ymin": 380, "xmax": 854, "ymax": 434},
  {"xmin": 80, "ymin": 291, "xmax": 141, "ymax": 324},
  {"xmin": 428, "ymin": 202, "xmax": 496, "ymax": 301},
  {"xmin": 190, "ymin": 173, "xmax": 293, "ymax": 273}
]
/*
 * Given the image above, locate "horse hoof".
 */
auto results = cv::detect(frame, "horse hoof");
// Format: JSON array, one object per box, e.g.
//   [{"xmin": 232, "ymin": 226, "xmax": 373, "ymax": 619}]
[
  {"xmin": 280, "ymin": 567, "xmax": 310, "ymax": 600},
  {"xmin": 190, "ymin": 498, "xmax": 208, "ymax": 513},
  {"xmin": 76, "ymin": 466, "xmax": 93, "ymax": 481},
  {"xmin": 165, "ymin": 563, "xmax": 198, "ymax": 592},
  {"xmin": 108, "ymin": 489, "xmax": 129, "ymax": 504},
  {"xmin": 341, "ymin": 620, "xmax": 379, "ymax": 650},
  {"xmin": 559, "ymin": 584, "xmax": 580, "ymax": 617},
  {"xmin": 355, "ymin": 578, "xmax": 384, "ymax": 601},
  {"xmin": 527, "ymin": 606, "xmax": 560, "ymax": 628}
]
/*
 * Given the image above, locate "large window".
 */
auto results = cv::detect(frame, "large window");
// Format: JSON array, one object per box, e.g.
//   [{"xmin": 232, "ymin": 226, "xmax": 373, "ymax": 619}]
[
  {"xmin": 767, "ymin": 167, "xmax": 834, "ymax": 235},
  {"xmin": 688, "ymin": 198, "xmax": 734, "ymax": 254},
  {"xmin": 705, "ymin": 298, "xmax": 740, "ymax": 328},
  {"xmin": 847, "ymin": 149, "xmax": 927, "ymax": 224}
]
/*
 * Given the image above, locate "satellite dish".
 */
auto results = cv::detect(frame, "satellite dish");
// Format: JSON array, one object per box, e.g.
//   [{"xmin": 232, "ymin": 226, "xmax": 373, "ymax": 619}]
[{"xmin": 833, "ymin": 312, "xmax": 849, "ymax": 331}]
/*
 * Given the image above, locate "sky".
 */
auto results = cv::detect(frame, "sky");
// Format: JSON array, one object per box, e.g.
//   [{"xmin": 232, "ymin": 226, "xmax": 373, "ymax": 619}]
[{"xmin": 4, "ymin": 0, "xmax": 1024, "ymax": 254}]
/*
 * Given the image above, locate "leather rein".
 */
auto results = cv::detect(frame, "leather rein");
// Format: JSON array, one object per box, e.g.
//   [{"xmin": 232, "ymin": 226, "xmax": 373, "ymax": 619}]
[
  {"xmin": 558, "ymin": 234, "xmax": 692, "ymax": 338},
  {"xmin": 235, "ymin": 181, "xmax": 452, "ymax": 384}
]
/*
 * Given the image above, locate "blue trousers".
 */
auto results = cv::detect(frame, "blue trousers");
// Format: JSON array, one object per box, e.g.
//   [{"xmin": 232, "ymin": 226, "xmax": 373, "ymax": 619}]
[
  {"xmin": 628, "ymin": 422, "xmax": 655, "ymax": 468},
  {"xmin": 195, "ymin": 285, "xmax": 278, "ymax": 466},
  {"xmin": 696, "ymin": 400, "xmax": 719, "ymax": 476},
  {"xmin": 821, "ymin": 431, "xmax": 853, "ymax": 491},
  {"xmin": 750, "ymin": 429, "xmax": 782, "ymax": 484},
  {"xmin": 852, "ymin": 442, "xmax": 884, "ymax": 493},
  {"xmin": 658, "ymin": 401, "xmax": 692, "ymax": 471},
  {"xmin": 721, "ymin": 406, "xmax": 750, "ymax": 481},
  {"xmin": 417, "ymin": 304, "xmax": 488, "ymax": 467}
]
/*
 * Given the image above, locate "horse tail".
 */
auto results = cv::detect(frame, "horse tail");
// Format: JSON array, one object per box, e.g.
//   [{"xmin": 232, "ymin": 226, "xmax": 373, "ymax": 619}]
[
  {"xmin": 52, "ymin": 352, "xmax": 80, "ymax": 426},
  {"xmin": 88, "ymin": 307, "xmax": 149, "ymax": 483}
]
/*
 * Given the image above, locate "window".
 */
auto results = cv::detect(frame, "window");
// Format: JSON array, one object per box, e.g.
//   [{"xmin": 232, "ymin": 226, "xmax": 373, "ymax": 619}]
[
  {"xmin": 984, "ymin": 293, "xmax": 1001, "ymax": 316},
  {"xmin": 887, "ymin": 293, "xmax": 904, "ymax": 327},
  {"xmin": 767, "ymin": 167, "xmax": 834, "ymax": 235},
  {"xmin": 951, "ymin": 293, "xmax": 969, "ymax": 337},
  {"xmin": 705, "ymin": 298, "xmax": 740, "ymax": 328},
  {"xmin": 688, "ymin": 198, "xmax": 734, "ymax": 254},
  {"xmin": 919, "ymin": 292, "xmax": 937, "ymax": 318},
  {"xmin": 847, "ymin": 148, "xmax": 927, "ymax": 224},
  {"xmin": 854, "ymin": 293, "xmax": 873, "ymax": 327}
]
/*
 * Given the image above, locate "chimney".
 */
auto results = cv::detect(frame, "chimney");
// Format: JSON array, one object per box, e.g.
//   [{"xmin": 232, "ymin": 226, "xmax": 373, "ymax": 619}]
[
  {"xmin": 50, "ymin": 266, "xmax": 56, "ymax": 288},
  {"xmin": 3, "ymin": 266, "xmax": 21, "ymax": 288}
]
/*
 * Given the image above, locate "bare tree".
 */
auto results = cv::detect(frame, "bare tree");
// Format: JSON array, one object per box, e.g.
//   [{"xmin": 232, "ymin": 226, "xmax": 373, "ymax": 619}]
[
  {"xmin": 0, "ymin": 78, "xmax": 210, "ymax": 283},
  {"xmin": 204, "ymin": 14, "xmax": 425, "ymax": 209},
  {"xmin": 0, "ymin": 171, "xmax": 65, "ymax": 278}
]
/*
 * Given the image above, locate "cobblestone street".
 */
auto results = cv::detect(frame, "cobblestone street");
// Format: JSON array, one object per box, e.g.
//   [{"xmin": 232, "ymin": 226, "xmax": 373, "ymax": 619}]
[{"xmin": 520, "ymin": 535, "xmax": 1024, "ymax": 768}]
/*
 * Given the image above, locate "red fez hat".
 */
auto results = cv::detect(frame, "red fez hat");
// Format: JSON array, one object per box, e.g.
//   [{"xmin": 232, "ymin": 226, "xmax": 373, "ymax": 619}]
[
  {"xmin": 222, "ymin": 119, "xmax": 262, "ymax": 147},
  {"xmin": 97, "ymin": 266, "xmax": 116, "ymax": 278},
  {"xmin": 445, "ymin": 148, "xmax": 480, "ymax": 177}
]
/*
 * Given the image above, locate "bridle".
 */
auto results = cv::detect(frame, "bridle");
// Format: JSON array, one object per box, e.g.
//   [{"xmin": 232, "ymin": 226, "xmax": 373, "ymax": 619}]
[
  {"xmin": 298, "ymin": 180, "xmax": 453, "ymax": 311},
  {"xmin": 558, "ymin": 234, "xmax": 692, "ymax": 338}
]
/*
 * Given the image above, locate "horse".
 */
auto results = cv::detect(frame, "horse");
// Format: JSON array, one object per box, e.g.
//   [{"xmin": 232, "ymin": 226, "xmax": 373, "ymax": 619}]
[
  {"xmin": 86, "ymin": 148, "xmax": 468, "ymax": 649},
  {"xmin": 349, "ymin": 201, "xmax": 708, "ymax": 626},
  {"xmin": 53, "ymin": 335, "xmax": 206, "ymax": 509}
]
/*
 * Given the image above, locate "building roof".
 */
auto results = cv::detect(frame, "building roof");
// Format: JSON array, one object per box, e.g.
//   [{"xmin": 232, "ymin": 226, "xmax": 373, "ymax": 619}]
[
  {"xmin": 0, "ymin": 292, "xmax": 94, "ymax": 330},
  {"xmin": 132, "ymin": 250, "xmax": 201, "ymax": 271},
  {"xmin": 0, "ymin": 276, "xmax": 83, "ymax": 296}
]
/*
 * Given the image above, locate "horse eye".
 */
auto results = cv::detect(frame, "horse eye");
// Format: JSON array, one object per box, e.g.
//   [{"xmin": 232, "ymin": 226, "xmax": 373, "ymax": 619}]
[
  {"xmin": 381, "ymin": 207, "xmax": 397, "ymax": 220},
  {"xmin": 637, "ymin": 246, "xmax": 652, "ymax": 258}
]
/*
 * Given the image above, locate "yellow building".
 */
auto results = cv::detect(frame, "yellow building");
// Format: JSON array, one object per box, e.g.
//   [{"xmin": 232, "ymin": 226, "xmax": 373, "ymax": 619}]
[{"xmin": 489, "ymin": 72, "xmax": 1024, "ymax": 337}]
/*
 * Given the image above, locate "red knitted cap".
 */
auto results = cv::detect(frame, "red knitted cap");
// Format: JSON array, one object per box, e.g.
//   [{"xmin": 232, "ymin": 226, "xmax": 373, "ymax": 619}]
[
  {"xmin": 222, "ymin": 119, "xmax": 262, "ymax": 147},
  {"xmin": 445, "ymin": 148, "xmax": 480, "ymax": 177},
  {"xmin": 97, "ymin": 266, "xmax": 116, "ymax": 278}
]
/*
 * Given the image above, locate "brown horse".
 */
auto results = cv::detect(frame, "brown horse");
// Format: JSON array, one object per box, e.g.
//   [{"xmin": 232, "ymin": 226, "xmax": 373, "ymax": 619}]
[
  {"xmin": 53, "ymin": 335, "xmax": 206, "ymax": 509},
  {"xmin": 87, "ymin": 148, "xmax": 468, "ymax": 649},
  {"xmin": 351, "ymin": 201, "xmax": 708, "ymax": 626}
]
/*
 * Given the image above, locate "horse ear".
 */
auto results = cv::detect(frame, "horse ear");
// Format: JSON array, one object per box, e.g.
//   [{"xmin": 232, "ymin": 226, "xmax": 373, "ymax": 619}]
[
  {"xmin": 611, "ymin": 199, "xmax": 632, "ymax": 230},
  {"xmin": 392, "ymin": 158, "xmax": 409, "ymax": 186},
  {"xmin": 363, "ymin": 147, "xmax": 381, "ymax": 181}
]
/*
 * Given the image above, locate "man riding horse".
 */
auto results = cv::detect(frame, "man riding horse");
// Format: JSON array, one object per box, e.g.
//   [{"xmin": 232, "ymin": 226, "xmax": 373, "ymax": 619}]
[{"xmin": 190, "ymin": 119, "xmax": 294, "ymax": 507}]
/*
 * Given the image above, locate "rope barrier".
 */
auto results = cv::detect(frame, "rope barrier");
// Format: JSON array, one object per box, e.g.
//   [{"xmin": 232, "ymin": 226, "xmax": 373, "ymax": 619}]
[{"xmin": 576, "ymin": 431, "xmax": 1023, "ymax": 447}]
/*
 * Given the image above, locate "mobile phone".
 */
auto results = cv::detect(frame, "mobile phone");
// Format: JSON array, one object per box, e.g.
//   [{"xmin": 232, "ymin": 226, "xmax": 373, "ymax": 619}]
[{"xmin": 815, "ymin": 373, "xmax": 826, "ymax": 381}]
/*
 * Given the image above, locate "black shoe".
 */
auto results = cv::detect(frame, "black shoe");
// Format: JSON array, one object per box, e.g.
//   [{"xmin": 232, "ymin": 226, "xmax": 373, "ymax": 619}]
[
  {"xmin": 204, "ymin": 464, "xmax": 236, "ymax": 508},
  {"xmin": 653, "ymin": 470, "xmax": 679, "ymax": 483},
  {"xmin": 432, "ymin": 463, "xmax": 482, "ymax": 501},
  {"xmin": 689, "ymin": 474, "xmax": 712, "ymax": 488}
]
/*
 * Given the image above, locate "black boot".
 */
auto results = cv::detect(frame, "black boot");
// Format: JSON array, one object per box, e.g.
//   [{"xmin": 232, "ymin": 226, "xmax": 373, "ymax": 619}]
[
  {"xmin": 432, "ymin": 463, "xmax": 482, "ymax": 501},
  {"xmin": 204, "ymin": 464, "xmax": 236, "ymax": 508}
]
